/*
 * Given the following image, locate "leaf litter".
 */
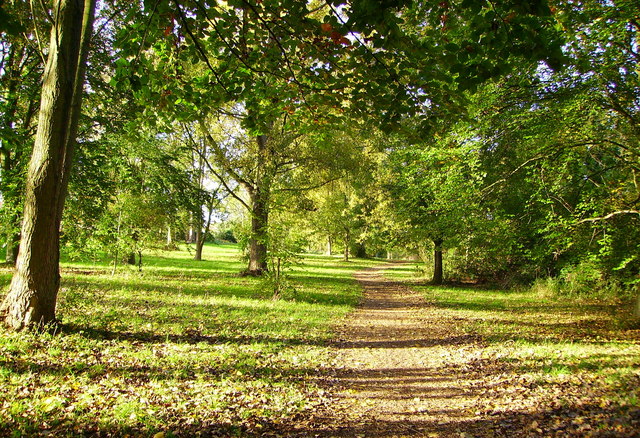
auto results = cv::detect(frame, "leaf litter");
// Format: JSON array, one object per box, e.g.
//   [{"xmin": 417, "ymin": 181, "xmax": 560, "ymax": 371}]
[
  {"xmin": 276, "ymin": 264, "xmax": 640, "ymax": 437},
  {"xmin": 1, "ymin": 260, "xmax": 638, "ymax": 437}
]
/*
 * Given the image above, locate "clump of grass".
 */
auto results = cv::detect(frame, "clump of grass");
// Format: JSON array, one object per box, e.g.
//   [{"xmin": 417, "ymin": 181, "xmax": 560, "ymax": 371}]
[{"xmin": 0, "ymin": 244, "xmax": 378, "ymax": 436}]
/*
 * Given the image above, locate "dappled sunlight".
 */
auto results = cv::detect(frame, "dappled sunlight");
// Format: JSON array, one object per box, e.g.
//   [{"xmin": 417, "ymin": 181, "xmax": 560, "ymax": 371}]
[
  {"xmin": 0, "ymin": 244, "xmax": 373, "ymax": 436},
  {"xmin": 290, "ymin": 264, "xmax": 640, "ymax": 437}
]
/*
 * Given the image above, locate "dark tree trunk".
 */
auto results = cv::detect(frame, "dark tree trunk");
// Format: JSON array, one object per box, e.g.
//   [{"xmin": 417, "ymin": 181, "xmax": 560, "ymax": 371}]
[
  {"xmin": 245, "ymin": 134, "xmax": 271, "ymax": 276},
  {"xmin": 246, "ymin": 185, "xmax": 269, "ymax": 275},
  {"xmin": 343, "ymin": 229, "xmax": 350, "ymax": 262},
  {"xmin": 432, "ymin": 238, "xmax": 444, "ymax": 285},
  {"xmin": 1, "ymin": 0, "xmax": 96, "ymax": 330}
]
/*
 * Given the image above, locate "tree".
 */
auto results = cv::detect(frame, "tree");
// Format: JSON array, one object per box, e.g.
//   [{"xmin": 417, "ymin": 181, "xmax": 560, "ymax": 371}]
[
  {"xmin": 110, "ymin": 0, "xmax": 564, "ymax": 275},
  {"xmin": 0, "ymin": 0, "xmax": 569, "ymax": 329},
  {"xmin": 175, "ymin": 121, "xmax": 223, "ymax": 261},
  {"xmin": 1, "ymin": 0, "xmax": 96, "ymax": 330},
  {"xmin": 381, "ymin": 129, "xmax": 482, "ymax": 284},
  {"xmin": 404, "ymin": 0, "xmax": 638, "ymax": 287},
  {"xmin": 0, "ymin": 0, "xmax": 46, "ymax": 263}
]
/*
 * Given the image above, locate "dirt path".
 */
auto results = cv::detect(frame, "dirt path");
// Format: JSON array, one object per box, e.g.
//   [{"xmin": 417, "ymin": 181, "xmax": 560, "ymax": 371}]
[
  {"xmin": 302, "ymin": 263, "xmax": 489, "ymax": 437},
  {"xmin": 273, "ymin": 263, "xmax": 640, "ymax": 438}
]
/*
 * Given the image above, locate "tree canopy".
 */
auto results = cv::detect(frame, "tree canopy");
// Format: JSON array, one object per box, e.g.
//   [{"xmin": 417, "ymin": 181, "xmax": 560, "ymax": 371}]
[{"xmin": 1, "ymin": 0, "xmax": 639, "ymax": 328}]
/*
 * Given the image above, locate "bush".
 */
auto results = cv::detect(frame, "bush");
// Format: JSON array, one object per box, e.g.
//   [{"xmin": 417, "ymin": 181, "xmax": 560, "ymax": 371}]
[{"xmin": 529, "ymin": 260, "xmax": 636, "ymax": 301}]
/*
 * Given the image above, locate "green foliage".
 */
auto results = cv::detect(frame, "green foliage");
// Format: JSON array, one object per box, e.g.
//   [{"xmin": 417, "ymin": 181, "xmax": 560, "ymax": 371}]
[
  {"xmin": 211, "ymin": 228, "xmax": 237, "ymax": 244},
  {"xmin": 261, "ymin": 213, "xmax": 307, "ymax": 299}
]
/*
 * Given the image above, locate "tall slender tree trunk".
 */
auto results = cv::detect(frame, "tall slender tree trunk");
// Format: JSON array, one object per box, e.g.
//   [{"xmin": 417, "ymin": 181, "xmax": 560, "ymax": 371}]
[
  {"xmin": 194, "ymin": 228, "xmax": 204, "ymax": 261},
  {"xmin": 326, "ymin": 235, "xmax": 332, "ymax": 256},
  {"xmin": 1, "ymin": 0, "xmax": 96, "ymax": 330},
  {"xmin": 343, "ymin": 229, "xmax": 350, "ymax": 262},
  {"xmin": 246, "ymin": 184, "xmax": 269, "ymax": 275},
  {"xmin": 432, "ymin": 238, "xmax": 444, "ymax": 285},
  {"xmin": 245, "ymin": 134, "xmax": 271, "ymax": 276}
]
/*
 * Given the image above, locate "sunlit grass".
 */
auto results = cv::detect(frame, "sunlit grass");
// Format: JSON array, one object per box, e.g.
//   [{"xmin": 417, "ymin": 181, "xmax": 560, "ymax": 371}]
[
  {"xmin": 386, "ymin": 262, "xmax": 640, "ymax": 418},
  {"xmin": 0, "ymin": 244, "xmax": 379, "ymax": 436}
]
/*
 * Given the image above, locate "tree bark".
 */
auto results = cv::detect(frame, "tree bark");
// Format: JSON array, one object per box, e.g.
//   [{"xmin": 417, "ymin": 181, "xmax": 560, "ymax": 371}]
[
  {"xmin": 166, "ymin": 225, "xmax": 174, "ymax": 249},
  {"xmin": 432, "ymin": 238, "xmax": 444, "ymax": 285},
  {"xmin": 246, "ymin": 184, "xmax": 269, "ymax": 275},
  {"xmin": 245, "ymin": 134, "xmax": 271, "ymax": 275},
  {"xmin": 343, "ymin": 229, "xmax": 350, "ymax": 262},
  {"xmin": 1, "ymin": 0, "xmax": 96, "ymax": 330},
  {"xmin": 194, "ymin": 227, "xmax": 204, "ymax": 261}
]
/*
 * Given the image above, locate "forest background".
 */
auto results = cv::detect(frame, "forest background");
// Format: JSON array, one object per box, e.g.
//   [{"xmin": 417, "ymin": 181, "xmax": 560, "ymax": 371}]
[{"xmin": 0, "ymin": 0, "xmax": 639, "ymax": 331}]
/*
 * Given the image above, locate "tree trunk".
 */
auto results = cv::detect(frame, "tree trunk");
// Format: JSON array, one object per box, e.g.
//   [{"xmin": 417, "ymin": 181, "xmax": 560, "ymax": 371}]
[
  {"xmin": 246, "ymin": 185, "xmax": 269, "ymax": 275},
  {"xmin": 245, "ymin": 134, "xmax": 271, "ymax": 276},
  {"xmin": 1, "ymin": 0, "xmax": 96, "ymax": 330},
  {"xmin": 432, "ymin": 238, "xmax": 444, "ymax": 285},
  {"xmin": 326, "ymin": 235, "xmax": 332, "ymax": 256},
  {"xmin": 194, "ymin": 227, "xmax": 204, "ymax": 261},
  {"xmin": 343, "ymin": 229, "xmax": 350, "ymax": 262}
]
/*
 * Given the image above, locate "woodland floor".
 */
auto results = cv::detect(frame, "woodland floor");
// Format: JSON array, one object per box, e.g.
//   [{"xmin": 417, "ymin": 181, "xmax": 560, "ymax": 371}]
[{"xmin": 273, "ymin": 263, "xmax": 640, "ymax": 438}]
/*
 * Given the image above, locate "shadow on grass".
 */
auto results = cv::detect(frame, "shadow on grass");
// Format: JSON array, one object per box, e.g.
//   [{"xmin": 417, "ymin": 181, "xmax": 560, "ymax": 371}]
[
  {"xmin": 60, "ymin": 322, "xmax": 327, "ymax": 348},
  {"xmin": 2, "ymin": 340, "xmax": 321, "ymax": 382},
  {"xmin": 267, "ymin": 402, "xmax": 640, "ymax": 437},
  {"xmin": 63, "ymin": 273, "xmax": 359, "ymax": 308}
]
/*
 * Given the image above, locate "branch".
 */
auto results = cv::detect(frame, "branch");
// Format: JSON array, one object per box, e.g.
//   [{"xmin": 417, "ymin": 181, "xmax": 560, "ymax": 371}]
[
  {"xmin": 190, "ymin": 120, "xmax": 253, "ymax": 211},
  {"xmin": 274, "ymin": 175, "xmax": 342, "ymax": 193},
  {"xmin": 172, "ymin": 0, "xmax": 231, "ymax": 97},
  {"xmin": 190, "ymin": 138, "xmax": 251, "ymax": 211},
  {"xmin": 196, "ymin": 118, "xmax": 252, "ymax": 188},
  {"xmin": 577, "ymin": 210, "xmax": 640, "ymax": 224},
  {"xmin": 191, "ymin": 0, "xmax": 341, "ymax": 93},
  {"xmin": 480, "ymin": 154, "xmax": 546, "ymax": 198}
]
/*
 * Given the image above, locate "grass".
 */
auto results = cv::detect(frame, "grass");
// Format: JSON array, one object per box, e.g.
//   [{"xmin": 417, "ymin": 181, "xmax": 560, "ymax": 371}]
[
  {"xmin": 0, "ymin": 244, "xmax": 380, "ymax": 437},
  {"xmin": 386, "ymin": 263, "xmax": 640, "ymax": 428}
]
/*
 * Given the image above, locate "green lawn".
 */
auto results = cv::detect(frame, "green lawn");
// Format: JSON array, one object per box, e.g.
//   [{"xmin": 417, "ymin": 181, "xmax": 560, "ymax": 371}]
[{"xmin": 0, "ymin": 244, "xmax": 378, "ymax": 437}]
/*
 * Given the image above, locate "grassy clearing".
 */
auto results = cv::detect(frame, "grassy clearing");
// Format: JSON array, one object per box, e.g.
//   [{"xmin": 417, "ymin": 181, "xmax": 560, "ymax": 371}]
[
  {"xmin": 387, "ymin": 263, "xmax": 640, "ymax": 435},
  {"xmin": 0, "ymin": 245, "xmax": 379, "ymax": 437}
]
